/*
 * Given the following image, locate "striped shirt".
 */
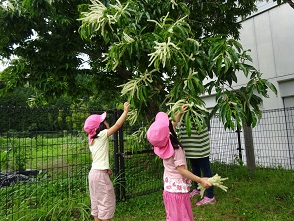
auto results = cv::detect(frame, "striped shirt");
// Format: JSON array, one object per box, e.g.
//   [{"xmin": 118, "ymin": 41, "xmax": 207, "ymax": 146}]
[{"xmin": 178, "ymin": 125, "xmax": 210, "ymax": 159}]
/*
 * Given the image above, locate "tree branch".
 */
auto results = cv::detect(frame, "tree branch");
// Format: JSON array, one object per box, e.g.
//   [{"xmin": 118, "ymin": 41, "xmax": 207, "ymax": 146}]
[{"xmin": 287, "ymin": 0, "xmax": 294, "ymax": 9}]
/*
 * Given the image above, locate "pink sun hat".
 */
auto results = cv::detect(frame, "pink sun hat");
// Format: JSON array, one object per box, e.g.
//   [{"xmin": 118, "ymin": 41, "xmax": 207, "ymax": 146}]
[
  {"xmin": 84, "ymin": 112, "xmax": 107, "ymax": 145},
  {"xmin": 147, "ymin": 112, "xmax": 174, "ymax": 159}
]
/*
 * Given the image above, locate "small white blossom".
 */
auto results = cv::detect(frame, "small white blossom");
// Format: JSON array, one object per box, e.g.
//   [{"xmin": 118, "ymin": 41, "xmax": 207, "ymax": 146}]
[
  {"xmin": 78, "ymin": 0, "xmax": 107, "ymax": 34},
  {"xmin": 123, "ymin": 32, "xmax": 134, "ymax": 44},
  {"xmin": 184, "ymin": 68, "xmax": 198, "ymax": 89},
  {"xmin": 148, "ymin": 37, "xmax": 180, "ymax": 68},
  {"xmin": 147, "ymin": 12, "xmax": 169, "ymax": 29},
  {"xmin": 1, "ymin": 1, "xmax": 16, "ymax": 11},
  {"xmin": 110, "ymin": 0, "xmax": 129, "ymax": 13},
  {"xmin": 119, "ymin": 69, "xmax": 155, "ymax": 97},
  {"xmin": 170, "ymin": 0, "xmax": 178, "ymax": 9},
  {"xmin": 198, "ymin": 174, "xmax": 228, "ymax": 198},
  {"xmin": 78, "ymin": 0, "xmax": 128, "ymax": 36}
]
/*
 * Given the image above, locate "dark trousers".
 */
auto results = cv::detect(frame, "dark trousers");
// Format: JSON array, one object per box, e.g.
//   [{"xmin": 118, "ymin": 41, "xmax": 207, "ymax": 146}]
[{"xmin": 189, "ymin": 156, "xmax": 214, "ymax": 198}]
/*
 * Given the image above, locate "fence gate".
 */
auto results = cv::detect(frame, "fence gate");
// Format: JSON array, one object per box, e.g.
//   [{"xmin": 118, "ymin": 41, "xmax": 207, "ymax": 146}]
[{"xmin": 112, "ymin": 109, "xmax": 163, "ymax": 201}]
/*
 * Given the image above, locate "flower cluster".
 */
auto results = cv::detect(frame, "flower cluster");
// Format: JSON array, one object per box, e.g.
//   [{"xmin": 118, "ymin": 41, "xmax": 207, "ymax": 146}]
[
  {"xmin": 198, "ymin": 174, "xmax": 229, "ymax": 198},
  {"xmin": 78, "ymin": 0, "xmax": 128, "ymax": 36},
  {"xmin": 148, "ymin": 37, "xmax": 180, "ymax": 68}
]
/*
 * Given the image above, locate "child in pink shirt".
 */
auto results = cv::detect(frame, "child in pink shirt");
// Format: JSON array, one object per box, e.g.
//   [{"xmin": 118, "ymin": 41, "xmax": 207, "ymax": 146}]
[{"xmin": 147, "ymin": 107, "xmax": 212, "ymax": 221}]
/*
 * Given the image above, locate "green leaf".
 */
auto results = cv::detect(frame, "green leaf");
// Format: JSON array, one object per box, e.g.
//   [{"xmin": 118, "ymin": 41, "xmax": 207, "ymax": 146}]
[
  {"xmin": 185, "ymin": 111, "xmax": 192, "ymax": 136},
  {"xmin": 216, "ymin": 57, "xmax": 223, "ymax": 75},
  {"xmin": 265, "ymin": 81, "xmax": 277, "ymax": 95}
]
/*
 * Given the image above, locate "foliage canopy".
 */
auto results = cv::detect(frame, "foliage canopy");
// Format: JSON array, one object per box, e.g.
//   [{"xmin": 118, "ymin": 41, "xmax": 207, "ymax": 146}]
[
  {"xmin": 78, "ymin": 0, "xmax": 277, "ymax": 131},
  {"xmin": 0, "ymin": 0, "xmax": 279, "ymax": 131},
  {"xmin": 0, "ymin": 0, "xmax": 127, "ymax": 106}
]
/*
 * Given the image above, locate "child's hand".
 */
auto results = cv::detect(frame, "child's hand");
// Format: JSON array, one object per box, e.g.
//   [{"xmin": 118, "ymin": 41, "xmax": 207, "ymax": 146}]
[
  {"xmin": 199, "ymin": 178, "xmax": 212, "ymax": 189},
  {"xmin": 198, "ymin": 177, "xmax": 213, "ymax": 198},
  {"xmin": 124, "ymin": 102, "xmax": 130, "ymax": 112},
  {"xmin": 181, "ymin": 105, "xmax": 188, "ymax": 113},
  {"xmin": 198, "ymin": 175, "xmax": 228, "ymax": 198},
  {"xmin": 107, "ymin": 169, "xmax": 113, "ymax": 176}
]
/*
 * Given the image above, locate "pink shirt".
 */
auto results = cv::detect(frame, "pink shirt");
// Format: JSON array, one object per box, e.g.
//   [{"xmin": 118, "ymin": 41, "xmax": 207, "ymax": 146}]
[{"xmin": 163, "ymin": 147, "xmax": 191, "ymax": 193}]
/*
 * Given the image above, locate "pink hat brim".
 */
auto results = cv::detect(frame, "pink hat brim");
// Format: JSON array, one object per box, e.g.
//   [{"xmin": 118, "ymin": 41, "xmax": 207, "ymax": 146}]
[
  {"xmin": 153, "ymin": 139, "xmax": 174, "ymax": 159},
  {"xmin": 147, "ymin": 111, "xmax": 173, "ymax": 159},
  {"xmin": 84, "ymin": 112, "xmax": 107, "ymax": 145}
]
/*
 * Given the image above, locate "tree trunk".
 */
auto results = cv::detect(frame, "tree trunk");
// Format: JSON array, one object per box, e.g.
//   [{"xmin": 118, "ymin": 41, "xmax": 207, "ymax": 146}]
[{"xmin": 243, "ymin": 123, "xmax": 256, "ymax": 172}]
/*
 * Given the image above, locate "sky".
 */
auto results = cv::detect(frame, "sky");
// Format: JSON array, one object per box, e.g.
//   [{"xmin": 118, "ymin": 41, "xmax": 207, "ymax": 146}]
[
  {"xmin": 0, "ymin": 63, "xmax": 6, "ymax": 71},
  {"xmin": 0, "ymin": 59, "xmax": 8, "ymax": 71}
]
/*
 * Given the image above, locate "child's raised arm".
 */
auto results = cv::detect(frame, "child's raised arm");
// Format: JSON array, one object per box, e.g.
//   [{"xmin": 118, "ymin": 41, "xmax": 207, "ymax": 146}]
[
  {"xmin": 172, "ymin": 105, "xmax": 188, "ymax": 128},
  {"xmin": 107, "ymin": 102, "xmax": 130, "ymax": 136}
]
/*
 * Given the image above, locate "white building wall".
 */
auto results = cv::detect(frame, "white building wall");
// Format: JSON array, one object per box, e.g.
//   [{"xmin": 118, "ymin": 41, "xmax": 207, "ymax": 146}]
[
  {"xmin": 203, "ymin": 2, "xmax": 294, "ymax": 110},
  {"xmin": 206, "ymin": 2, "xmax": 294, "ymax": 169},
  {"xmin": 241, "ymin": 3, "xmax": 294, "ymax": 110}
]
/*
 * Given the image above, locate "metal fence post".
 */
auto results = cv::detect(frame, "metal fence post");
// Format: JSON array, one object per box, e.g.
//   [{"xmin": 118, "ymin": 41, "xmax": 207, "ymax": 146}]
[
  {"xmin": 236, "ymin": 126, "xmax": 243, "ymax": 162},
  {"xmin": 118, "ymin": 109, "xmax": 126, "ymax": 200},
  {"xmin": 112, "ymin": 109, "xmax": 121, "ymax": 200},
  {"xmin": 283, "ymin": 106, "xmax": 293, "ymax": 170}
]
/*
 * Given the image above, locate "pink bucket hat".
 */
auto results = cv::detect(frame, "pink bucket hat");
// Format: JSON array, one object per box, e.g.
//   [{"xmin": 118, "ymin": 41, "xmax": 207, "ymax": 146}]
[
  {"xmin": 147, "ymin": 112, "xmax": 174, "ymax": 159},
  {"xmin": 84, "ymin": 112, "xmax": 107, "ymax": 145}
]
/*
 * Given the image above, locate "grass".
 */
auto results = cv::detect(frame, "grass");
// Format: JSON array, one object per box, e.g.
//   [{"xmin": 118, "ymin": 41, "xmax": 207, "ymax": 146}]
[
  {"xmin": 1, "ymin": 134, "xmax": 293, "ymax": 220},
  {"xmin": 0, "ymin": 177, "xmax": 90, "ymax": 221},
  {"xmin": 114, "ymin": 165, "xmax": 294, "ymax": 221},
  {"xmin": 0, "ymin": 134, "xmax": 89, "ymax": 172},
  {"xmin": 1, "ymin": 164, "xmax": 293, "ymax": 221}
]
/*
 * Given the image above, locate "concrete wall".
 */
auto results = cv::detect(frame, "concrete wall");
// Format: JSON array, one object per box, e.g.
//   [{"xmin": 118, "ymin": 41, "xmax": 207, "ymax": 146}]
[
  {"xmin": 206, "ymin": 2, "xmax": 294, "ymax": 169},
  {"xmin": 240, "ymin": 3, "xmax": 294, "ymax": 109},
  {"xmin": 203, "ymin": 2, "xmax": 294, "ymax": 110}
]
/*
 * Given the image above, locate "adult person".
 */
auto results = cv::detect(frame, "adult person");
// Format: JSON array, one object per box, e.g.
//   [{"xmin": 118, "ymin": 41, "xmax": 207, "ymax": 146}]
[{"xmin": 178, "ymin": 118, "xmax": 216, "ymax": 206}]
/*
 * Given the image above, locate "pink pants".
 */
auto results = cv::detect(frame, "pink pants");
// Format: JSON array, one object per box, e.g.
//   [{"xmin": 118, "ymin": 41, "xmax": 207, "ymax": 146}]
[
  {"xmin": 88, "ymin": 169, "xmax": 116, "ymax": 220},
  {"xmin": 163, "ymin": 190, "xmax": 194, "ymax": 221}
]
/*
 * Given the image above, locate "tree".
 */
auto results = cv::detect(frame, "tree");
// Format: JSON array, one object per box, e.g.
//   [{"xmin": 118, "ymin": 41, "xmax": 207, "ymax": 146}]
[
  {"xmin": 0, "ymin": 0, "xmax": 128, "ymax": 104},
  {"xmin": 0, "ymin": 0, "xmax": 279, "ymax": 111},
  {"xmin": 0, "ymin": 0, "xmax": 278, "ymax": 131},
  {"xmin": 78, "ymin": 0, "xmax": 277, "ymax": 133}
]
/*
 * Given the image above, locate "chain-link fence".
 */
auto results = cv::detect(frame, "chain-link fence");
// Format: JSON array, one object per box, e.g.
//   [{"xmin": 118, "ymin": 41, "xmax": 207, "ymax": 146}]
[
  {"xmin": 209, "ymin": 106, "xmax": 294, "ymax": 170},
  {"xmin": 0, "ymin": 106, "xmax": 111, "ymax": 220},
  {"xmin": 0, "ymin": 106, "xmax": 293, "ymax": 220}
]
